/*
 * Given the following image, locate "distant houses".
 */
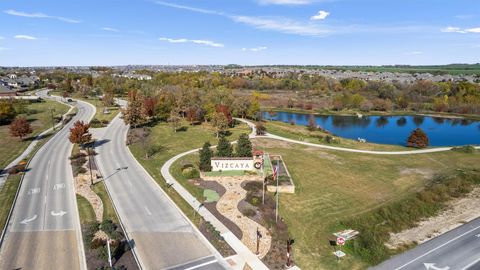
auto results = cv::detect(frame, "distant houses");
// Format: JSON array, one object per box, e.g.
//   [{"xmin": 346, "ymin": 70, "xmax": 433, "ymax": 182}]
[{"xmin": 0, "ymin": 74, "xmax": 40, "ymax": 96}]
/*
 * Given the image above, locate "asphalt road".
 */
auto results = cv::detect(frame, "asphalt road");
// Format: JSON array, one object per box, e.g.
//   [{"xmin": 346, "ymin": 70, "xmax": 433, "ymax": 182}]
[
  {"xmin": 0, "ymin": 90, "xmax": 95, "ymax": 270},
  {"xmin": 94, "ymin": 113, "xmax": 228, "ymax": 269},
  {"xmin": 371, "ymin": 217, "xmax": 480, "ymax": 270}
]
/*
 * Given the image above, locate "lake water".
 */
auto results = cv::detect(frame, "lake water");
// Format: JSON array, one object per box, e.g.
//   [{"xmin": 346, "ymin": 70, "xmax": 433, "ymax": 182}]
[{"xmin": 262, "ymin": 111, "xmax": 480, "ymax": 146}]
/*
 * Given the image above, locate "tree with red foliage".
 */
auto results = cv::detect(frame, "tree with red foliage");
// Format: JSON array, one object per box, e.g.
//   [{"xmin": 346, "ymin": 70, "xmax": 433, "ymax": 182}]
[
  {"xmin": 10, "ymin": 117, "xmax": 32, "ymax": 140},
  {"xmin": 215, "ymin": 104, "xmax": 233, "ymax": 126},
  {"xmin": 143, "ymin": 96, "xmax": 158, "ymax": 118},
  {"xmin": 406, "ymin": 128, "xmax": 429, "ymax": 148},
  {"xmin": 69, "ymin": 120, "xmax": 92, "ymax": 145}
]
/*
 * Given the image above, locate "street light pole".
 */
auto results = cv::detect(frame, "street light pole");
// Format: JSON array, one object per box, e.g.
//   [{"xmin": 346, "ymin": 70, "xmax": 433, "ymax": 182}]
[{"xmin": 88, "ymin": 140, "xmax": 95, "ymax": 186}]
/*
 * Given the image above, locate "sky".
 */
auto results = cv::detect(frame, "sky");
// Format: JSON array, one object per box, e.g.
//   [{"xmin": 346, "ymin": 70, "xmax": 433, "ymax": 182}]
[{"xmin": 0, "ymin": 0, "xmax": 479, "ymax": 66}]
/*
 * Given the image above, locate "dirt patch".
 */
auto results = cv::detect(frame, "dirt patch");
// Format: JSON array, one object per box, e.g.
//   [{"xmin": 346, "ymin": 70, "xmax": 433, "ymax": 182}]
[
  {"xmin": 253, "ymin": 138, "xmax": 296, "ymax": 149},
  {"xmin": 394, "ymin": 168, "xmax": 434, "ymax": 190},
  {"xmin": 387, "ymin": 187, "xmax": 480, "ymax": 249}
]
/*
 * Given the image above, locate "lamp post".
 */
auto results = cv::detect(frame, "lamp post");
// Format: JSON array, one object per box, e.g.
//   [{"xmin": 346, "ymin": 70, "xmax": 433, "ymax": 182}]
[{"xmin": 88, "ymin": 140, "xmax": 95, "ymax": 186}]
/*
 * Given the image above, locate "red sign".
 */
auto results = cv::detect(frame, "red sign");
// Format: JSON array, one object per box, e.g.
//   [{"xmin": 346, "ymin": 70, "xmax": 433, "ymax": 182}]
[{"xmin": 336, "ymin": 237, "xmax": 346, "ymax": 246}]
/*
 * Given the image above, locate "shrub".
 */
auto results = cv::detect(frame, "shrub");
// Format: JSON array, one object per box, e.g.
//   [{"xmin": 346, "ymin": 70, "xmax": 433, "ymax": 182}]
[
  {"xmin": 73, "ymin": 166, "xmax": 87, "ymax": 176},
  {"xmin": 256, "ymin": 122, "xmax": 266, "ymax": 135},
  {"xmin": 182, "ymin": 167, "xmax": 200, "ymax": 179},
  {"xmin": 451, "ymin": 145, "xmax": 476, "ymax": 153},
  {"xmin": 90, "ymin": 118, "xmax": 103, "ymax": 128},
  {"xmin": 146, "ymin": 143, "xmax": 163, "ymax": 158}
]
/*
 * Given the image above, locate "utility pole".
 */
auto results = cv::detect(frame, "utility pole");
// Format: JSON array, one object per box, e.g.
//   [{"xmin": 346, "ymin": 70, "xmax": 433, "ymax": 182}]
[
  {"xmin": 275, "ymin": 163, "xmax": 279, "ymax": 224},
  {"xmin": 262, "ymin": 144, "xmax": 266, "ymax": 205},
  {"xmin": 88, "ymin": 140, "xmax": 95, "ymax": 186}
]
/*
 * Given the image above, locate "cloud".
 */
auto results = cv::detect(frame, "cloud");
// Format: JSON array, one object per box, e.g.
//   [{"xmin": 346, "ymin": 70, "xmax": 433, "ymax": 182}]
[
  {"xmin": 257, "ymin": 0, "xmax": 315, "ymax": 5},
  {"xmin": 466, "ymin": 27, "xmax": 480, "ymax": 33},
  {"xmin": 14, "ymin": 35, "xmax": 37, "ymax": 40},
  {"xmin": 454, "ymin": 14, "xmax": 473, "ymax": 20},
  {"xmin": 242, "ymin": 46, "xmax": 268, "ymax": 52},
  {"xmin": 441, "ymin": 26, "xmax": 480, "ymax": 34},
  {"xmin": 4, "ymin": 9, "xmax": 80, "ymax": 23},
  {"xmin": 232, "ymin": 15, "xmax": 330, "ymax": 36},
  {"xmin": 159, "ymin": 37, "xmax": 224, "ymax": 47},
  {"xmin": 311, "ymin": 10, "xmax": 330, "ymax": 20},
  {"xmin": 101, "ymin": 27, "xmax": 120, "ymax": 32},
  {"xmin": 155, "ymin": 1, "xmax": 223, "ymax": 15},
  {"xmin": 404, "ymin": 51, "xmax": 422, "ymax": 55}
]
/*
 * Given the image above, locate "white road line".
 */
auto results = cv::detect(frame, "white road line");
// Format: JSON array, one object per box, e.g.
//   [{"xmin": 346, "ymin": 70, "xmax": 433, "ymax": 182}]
[
  {"xmin": 184, "ymin": 259, "xmax": 218, "ymax": 270},
  {"xmin": 144, "ymin": 206, "xmax": 152, "ymax": 216},
  {"xmin": 395, "ymin": 224, "xmax": 480, "ymax": 269},
  {"xmin": 461, "ymin": 258, "xmax": 480, "ymax": 270}
]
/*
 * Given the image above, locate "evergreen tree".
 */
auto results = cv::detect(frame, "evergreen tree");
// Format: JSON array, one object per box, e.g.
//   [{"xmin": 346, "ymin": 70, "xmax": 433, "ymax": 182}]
[
  {"xmin": 216, "ymin": 137, "xmax": 233, "ymax": 157},
  {"xmin": 199, "ymin": 142, "xmax": 213, "ymax": 171},
  {"xmin": 236, "ymin": 133, "xmax": 252, "ymax": 157}
]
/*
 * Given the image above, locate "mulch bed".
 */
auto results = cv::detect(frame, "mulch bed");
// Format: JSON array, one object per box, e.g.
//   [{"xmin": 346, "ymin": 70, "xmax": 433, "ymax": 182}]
[
  {"xmin": 240, "ymin": 181, "xmax": 293, "ymax": 270},
  {"xmin": 82, "ymin": 223, "xmax": 139, "ymax": 270},
  {"xmin": 197, "ymin": 179, "xmax": 243, "ymax": 240}
]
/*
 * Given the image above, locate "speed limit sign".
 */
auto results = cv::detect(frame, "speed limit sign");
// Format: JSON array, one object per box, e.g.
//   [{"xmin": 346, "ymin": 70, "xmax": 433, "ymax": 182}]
[{"xmin": 336, "ymin": 237, "xmax": 346, "ymax": 246}]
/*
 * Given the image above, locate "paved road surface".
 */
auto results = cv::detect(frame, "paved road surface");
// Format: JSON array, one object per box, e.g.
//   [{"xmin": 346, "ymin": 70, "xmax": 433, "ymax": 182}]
[
  {"xmin": 0, "ymin": 90, "xmax": 95, "ymax": 270},
  {"xmin": 94, "ymin": 113, "xmax": 228, "ymax": 269},
  {"xmin": 371, "ymin": 217, "xmax": 480, "ymax": 270}
]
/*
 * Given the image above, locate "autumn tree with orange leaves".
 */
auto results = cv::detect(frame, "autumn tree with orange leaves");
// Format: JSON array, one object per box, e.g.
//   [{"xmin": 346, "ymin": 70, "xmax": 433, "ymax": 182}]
[
  {"xmin": 10, "ymin": 117, "xmax": 33, "ymax": 140},
  {"xmin": 69, "ymin": 120, "xmax": 92, "ymax": 145}
]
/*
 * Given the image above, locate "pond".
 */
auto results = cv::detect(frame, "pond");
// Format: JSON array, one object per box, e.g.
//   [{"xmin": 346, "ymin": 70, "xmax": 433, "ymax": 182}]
[{"xmin": 262, "ymin": 111, "xmax": 480, "ymax": 147}]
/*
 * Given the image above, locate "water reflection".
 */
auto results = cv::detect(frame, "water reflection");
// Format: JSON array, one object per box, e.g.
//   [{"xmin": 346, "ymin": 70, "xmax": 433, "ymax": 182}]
[
  {"xmin": 262, "ymin": 111, "xmax": 480, "ymax": 146},
  {"xmin": 413, "ymin": 116, "xmax": 424, "ymax": 127},
  {"xmin": 397, "ymin": 117, "xmax": 407, "ymax": 127},
  {"xmin": 376, "ymin": 116, "xmax": 389, "ymax": 128}
]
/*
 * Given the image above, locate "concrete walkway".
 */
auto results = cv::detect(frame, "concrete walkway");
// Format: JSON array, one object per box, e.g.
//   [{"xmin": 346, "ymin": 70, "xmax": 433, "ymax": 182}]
[
  {"xmin": 161, "ymin": 151, "xmax": 270, "ymax": 270},
  {"xmin": 237, "ymin": 118, "xmax": 480, "ymax": 155},
  {"xmin": 0, "ymin": 91, "xmax": 75, "ymax": 188}
]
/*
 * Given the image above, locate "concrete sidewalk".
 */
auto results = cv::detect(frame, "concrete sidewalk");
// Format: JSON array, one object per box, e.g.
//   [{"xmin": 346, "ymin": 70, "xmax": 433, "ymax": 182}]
[{"xmin": 161, "ymin": 149, "xmax": 270, "ymax": 270}]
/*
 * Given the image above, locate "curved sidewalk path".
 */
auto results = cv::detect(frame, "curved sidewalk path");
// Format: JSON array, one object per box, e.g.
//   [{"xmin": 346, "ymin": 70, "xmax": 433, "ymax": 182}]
[
  {"xmin": 237, "ymin": 118, "xmax": 480, "ymax": 155},
  {"xmin": 160, "ymin": 119, "xmax": 270, "ymax": 269},
  {"xmin": 0, "ymin": 90, "xmax": 75, "ymax": 188}
]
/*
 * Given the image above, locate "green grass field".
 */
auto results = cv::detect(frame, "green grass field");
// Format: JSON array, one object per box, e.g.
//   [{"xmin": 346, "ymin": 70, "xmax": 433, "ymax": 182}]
[
  {"xmin": 171, "ymin": 136, "xmax": 479, "ymax": 269},
  {"xmin": 77, "ymin": 194, "xmax": 96, "ymax": 224},
  {"xmin": 0, "ymin": 174, "xmax": 22, "ymax": 231},
  {"xmin": 265, "ymin": 120, "xmax": 407, "ymax": 151},
  {"xmin": 131, "ymin": 120, "xmax": 251, "ymax": 201},
  {"xmin": 0, "ymin": 100, "xmax": 70, "ymax": 169},
  {"xmin": 252, "ymin": 138, "xmax": 480, "ymax": 269},
  {"xmin": 77, "ymin": 96, "xmax": 120, "ymax": 124}
]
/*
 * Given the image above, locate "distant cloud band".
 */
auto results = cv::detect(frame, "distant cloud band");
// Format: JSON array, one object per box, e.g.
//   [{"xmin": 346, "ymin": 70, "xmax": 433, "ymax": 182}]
[
  {"xmin": 4, "ymin": 9, "xmax": 80, "ymax": 23},
  {"xmin": 14, "ymin": 35, "xmax": 37, "ymax": 40},
  {"xmin": 159, "ymin": 37, "xmax": 224, "ymax": 47}
]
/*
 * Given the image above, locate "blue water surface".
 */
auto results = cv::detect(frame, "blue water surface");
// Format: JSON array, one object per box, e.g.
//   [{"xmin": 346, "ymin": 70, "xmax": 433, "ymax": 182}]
[{"xmin": 262, "ymin": 111, "xmax": 480, "ymax": 147}]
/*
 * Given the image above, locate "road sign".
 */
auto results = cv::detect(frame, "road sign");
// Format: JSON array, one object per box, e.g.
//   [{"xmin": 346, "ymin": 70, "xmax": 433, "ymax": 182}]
[{"xmin": 336, "ymin": 237, "xmax": 346, "ymax": 246}]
